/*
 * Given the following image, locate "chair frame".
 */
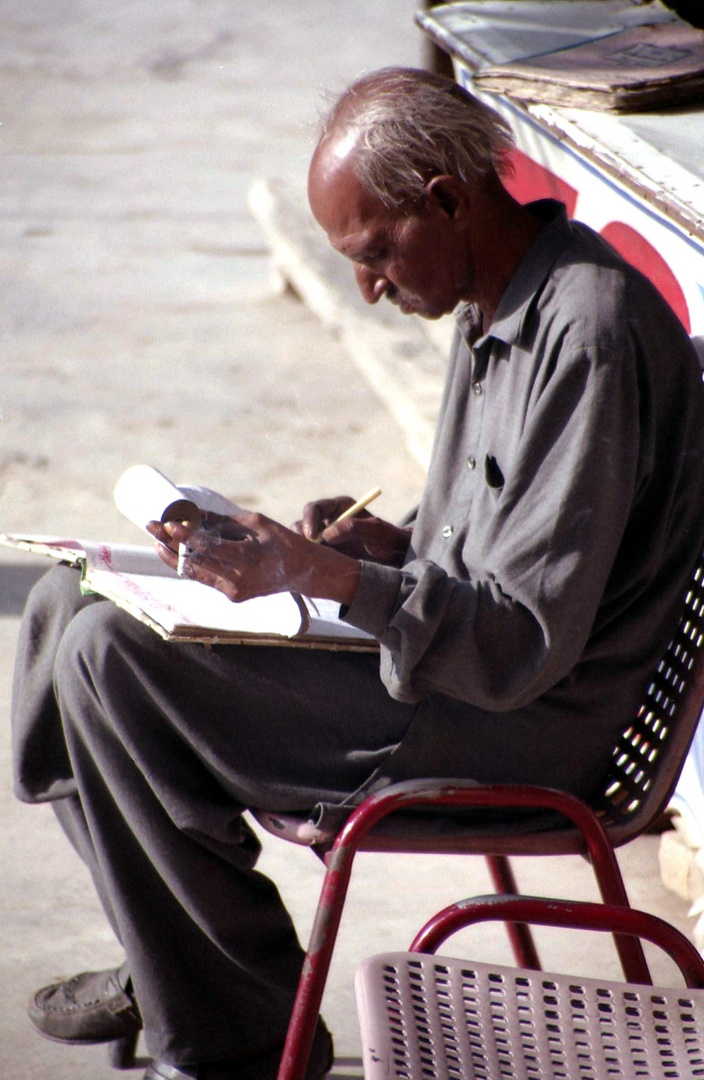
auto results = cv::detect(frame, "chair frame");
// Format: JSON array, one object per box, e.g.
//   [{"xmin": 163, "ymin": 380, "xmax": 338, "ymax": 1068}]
[
  {"xmin": 265, "ymin": 550, "xmax": 704, "ymax": 1080},
  {"xmin": 273, "ymin": 783, "xmax": 649, "ymax": 1080},
  {"xmin": 409, "ymin": 893, "xmax": 704, "ymax": 986}
]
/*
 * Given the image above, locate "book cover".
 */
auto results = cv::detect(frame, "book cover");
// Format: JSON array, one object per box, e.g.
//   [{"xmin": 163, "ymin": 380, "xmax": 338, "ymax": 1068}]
[{"xmin": 473, "ymin": 20, "xmax": 704, "ymax": 112}]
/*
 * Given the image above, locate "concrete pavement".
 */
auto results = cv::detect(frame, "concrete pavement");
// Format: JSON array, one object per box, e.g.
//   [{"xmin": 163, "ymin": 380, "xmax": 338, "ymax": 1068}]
[{"xmin": 0, "ymin": 3, "xmax": 698, "ymax": 1078}]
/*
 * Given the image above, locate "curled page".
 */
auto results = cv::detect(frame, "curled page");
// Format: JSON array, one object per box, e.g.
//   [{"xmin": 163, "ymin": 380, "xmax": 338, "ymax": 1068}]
[
  {"xmin": 114, "ymin": 465, "xmax": 246, "ymax": 536},
  {"xmin": 176, "ymin": 483, "xmax": 244, "ymax": 518},
  {"xmin": 114, "ymin": 465, "xmax": 201, "ymax": 531}
]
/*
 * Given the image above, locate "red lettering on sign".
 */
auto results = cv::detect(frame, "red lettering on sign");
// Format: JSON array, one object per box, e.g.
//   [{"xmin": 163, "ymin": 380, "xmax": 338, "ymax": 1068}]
[
  {"xmin": 504, "ymin": 147, "xmax": 578, "ymax": 216},
  {"xmin": 503, "ymin": 147, "xmax": 691, "ymax": 331},
  {"xmin": 600, "ymin": 222, "xmax": 690, "ymax": 332}
]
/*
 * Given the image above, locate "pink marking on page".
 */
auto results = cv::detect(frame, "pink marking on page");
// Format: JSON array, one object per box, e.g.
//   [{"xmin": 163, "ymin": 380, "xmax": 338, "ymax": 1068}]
[
  {"xmin": 44, "ymin": 540, "xmax": 85, "ymax": 551},
  {"xmin": 91, "ymin": 545, "xmax": 194, "ymax": 626},
  {"xmin": 110, "ymin": 572, "xmax": 195, "ymax": 625},
  {"xmin": 97, "ymin": 545, "xmax": 114, "ymax": 570}
]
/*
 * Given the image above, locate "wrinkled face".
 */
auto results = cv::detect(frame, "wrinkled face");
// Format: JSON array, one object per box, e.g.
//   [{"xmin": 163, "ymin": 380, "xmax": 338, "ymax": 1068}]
[{"xmin": 308, "ymin": 141, "xmax": 473, "ymax": 321}]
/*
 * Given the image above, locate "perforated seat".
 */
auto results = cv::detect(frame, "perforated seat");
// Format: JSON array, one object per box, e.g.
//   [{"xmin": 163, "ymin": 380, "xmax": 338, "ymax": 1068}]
[
  {"xmin": 354, "ymin": 896, "xmax": 704, "ymax": 1080},
  {"xmin": 356, "ymin": 952, "xmax": 704, "ymax": 1080}
]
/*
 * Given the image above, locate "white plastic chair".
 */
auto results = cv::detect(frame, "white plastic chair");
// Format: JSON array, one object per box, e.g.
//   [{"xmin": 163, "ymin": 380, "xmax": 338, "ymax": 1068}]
[{"xmin": 354, "ymin": 894, "xmax": 704, "ymax": 1080}]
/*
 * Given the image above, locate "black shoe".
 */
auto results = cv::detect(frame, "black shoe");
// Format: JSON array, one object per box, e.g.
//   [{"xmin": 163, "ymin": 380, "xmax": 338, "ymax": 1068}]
[
  {"xmin": 27, "ymin": 962, "xmax": 142, "ymax": 1045},
  {"xmin": 144, "ymin": 1019, "xmax": 334, "ymax": 1080}
]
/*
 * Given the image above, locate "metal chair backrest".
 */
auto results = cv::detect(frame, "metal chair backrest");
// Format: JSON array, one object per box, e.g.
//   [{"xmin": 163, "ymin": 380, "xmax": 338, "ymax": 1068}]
[
  {"xmin": 592, "ymin": 552, "xmax": 704, "ymax": 845},
  {"xmin": 256, "ymin": 545, "xmax": 704, "ymax": 856}
]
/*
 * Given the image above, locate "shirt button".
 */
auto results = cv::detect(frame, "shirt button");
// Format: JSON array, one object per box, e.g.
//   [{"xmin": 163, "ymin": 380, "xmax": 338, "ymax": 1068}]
[
  {"xmin": 442, "ymin": 525, "xmax": 454, "ymax": 538},
  {"xmin": 472, "ymin": 382, "xmax": 483, "ymax": 397},
  {"xmin": 466, "ymin": 456, "xmax": 476, "ymax": 470}
]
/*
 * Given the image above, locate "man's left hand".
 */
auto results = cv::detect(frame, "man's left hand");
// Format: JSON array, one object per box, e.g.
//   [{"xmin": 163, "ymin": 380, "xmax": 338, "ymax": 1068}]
[{"xmin": 147, "ymin": 511, "xmax": 361, "ymax": 606}]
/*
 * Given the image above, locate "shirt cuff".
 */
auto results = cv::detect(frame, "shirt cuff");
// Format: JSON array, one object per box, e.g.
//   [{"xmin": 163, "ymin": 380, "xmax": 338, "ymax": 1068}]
[{"xmin": 340, "ymin": 559, "xmax": 403, "ymax": 638}]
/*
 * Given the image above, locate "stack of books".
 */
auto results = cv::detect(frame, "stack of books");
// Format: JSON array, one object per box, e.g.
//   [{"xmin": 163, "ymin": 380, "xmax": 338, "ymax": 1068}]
[{"xmin": 473, "ymin": 20, "xmax": 704, "ymax": 111}]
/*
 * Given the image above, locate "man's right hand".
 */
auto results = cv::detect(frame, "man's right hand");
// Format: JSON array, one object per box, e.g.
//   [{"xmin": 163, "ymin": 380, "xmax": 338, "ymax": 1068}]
[{"xmin": 292, "ymin": 496, "xmax": 412, "ymax": 566}]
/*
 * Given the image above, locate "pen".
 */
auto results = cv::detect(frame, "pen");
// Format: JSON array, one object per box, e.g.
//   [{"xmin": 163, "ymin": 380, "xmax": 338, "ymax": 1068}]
[{"xmin": 313, "ymin": 486, "xmax": 382, "ymax": 543}]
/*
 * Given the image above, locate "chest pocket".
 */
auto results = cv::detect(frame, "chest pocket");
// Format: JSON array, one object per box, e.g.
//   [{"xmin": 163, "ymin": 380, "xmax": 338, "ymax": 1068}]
[{"xmin": 485, "ymin": 453, "xmax": 505, "ymax": 491}]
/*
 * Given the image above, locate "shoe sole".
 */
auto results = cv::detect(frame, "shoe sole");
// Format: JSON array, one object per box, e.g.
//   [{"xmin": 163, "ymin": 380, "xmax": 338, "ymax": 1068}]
[{"xmin": 27, "ymin": 1012, "xmax": 141, "ymax": 1046}]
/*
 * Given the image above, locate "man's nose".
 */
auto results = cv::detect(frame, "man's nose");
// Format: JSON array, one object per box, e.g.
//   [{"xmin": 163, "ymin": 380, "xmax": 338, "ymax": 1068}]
[{"xmin": 354, "ymin": 263, "xmax": 387, "ymax": 305}]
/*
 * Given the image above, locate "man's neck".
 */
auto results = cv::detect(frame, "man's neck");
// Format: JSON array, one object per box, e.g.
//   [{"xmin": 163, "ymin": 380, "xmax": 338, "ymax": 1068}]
[{"xmin": 471, "ymin": 183, "xmax": 548, "ymax": 329}]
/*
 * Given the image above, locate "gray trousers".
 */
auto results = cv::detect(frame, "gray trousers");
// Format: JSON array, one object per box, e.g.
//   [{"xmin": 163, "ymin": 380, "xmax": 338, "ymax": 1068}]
[{"xmin": 11, "ymin": 565, "xmax": 418, "ymax": 1065}]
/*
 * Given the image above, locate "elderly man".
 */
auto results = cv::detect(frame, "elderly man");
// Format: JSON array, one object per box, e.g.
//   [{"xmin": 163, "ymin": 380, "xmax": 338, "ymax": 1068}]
[{"xmin": 12, "ymin": 67, "xmax": 704, "ymax": 1080}]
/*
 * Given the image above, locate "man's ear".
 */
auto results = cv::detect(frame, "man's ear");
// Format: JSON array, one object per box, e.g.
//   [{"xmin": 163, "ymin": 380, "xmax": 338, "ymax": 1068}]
[{"xmin": 426, "ymin": 175, "xmax": 469, "ymax": 222}]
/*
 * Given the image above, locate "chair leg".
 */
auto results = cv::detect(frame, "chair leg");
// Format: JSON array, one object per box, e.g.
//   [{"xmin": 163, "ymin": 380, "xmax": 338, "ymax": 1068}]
[
  {"xmin": 485, "ymin": 854, "xmax": 541, "ymax": 969},
  {"xmin": 107, "ymin": 1031, "xmax": 139, "ymax": 1069},
  {"xmin": 277, "ymin": 849, "xmax": 357, "ymax": 1080},
  {"xmin": 275, "ymin": 781, "xmax": 654, "ymax": 1080},
  {"xmin": 486, "ymin": 850, "xmax": 652, "ymax": 985}
]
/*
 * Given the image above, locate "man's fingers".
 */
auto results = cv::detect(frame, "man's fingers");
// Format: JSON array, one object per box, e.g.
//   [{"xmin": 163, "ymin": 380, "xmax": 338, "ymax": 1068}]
[
  {"xmin": 153, "ymin": 539, "xmax": 179, "ymax": 569},
  {"xmin": 299, "ymin": 497, "xmax": 356, "ymax": 541}
]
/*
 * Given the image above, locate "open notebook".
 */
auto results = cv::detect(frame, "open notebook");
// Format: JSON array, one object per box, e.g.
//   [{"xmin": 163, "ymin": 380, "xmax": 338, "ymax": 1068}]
[{"xmin": 1, "ymin": 466, "xmax": 377, "ymax": 650}]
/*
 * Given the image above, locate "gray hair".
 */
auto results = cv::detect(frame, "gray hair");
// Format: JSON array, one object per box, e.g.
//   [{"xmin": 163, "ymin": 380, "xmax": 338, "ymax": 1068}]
[{"xmin": 320, "ymin": 67, "xmax": 515, "ymax": 209}]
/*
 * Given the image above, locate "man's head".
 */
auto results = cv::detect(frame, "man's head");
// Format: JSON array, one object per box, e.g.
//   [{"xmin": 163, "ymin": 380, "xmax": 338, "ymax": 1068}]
[{"xmin": 308, "ymin": 67, "xmax": 518, "ymax": 320}]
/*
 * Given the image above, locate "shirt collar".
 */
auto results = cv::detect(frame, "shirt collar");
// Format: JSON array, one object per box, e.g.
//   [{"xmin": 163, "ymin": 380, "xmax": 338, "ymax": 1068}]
[{"xmin": 456, "ymin": 199, "xmax": 573, "ymax": 352}]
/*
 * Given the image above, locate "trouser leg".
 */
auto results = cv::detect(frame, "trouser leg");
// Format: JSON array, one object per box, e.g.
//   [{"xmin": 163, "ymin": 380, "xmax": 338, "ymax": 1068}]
[
  {"xmin": 52, "ymin": 794, "xmax": 125, "ymax": 942},
  {"xmin": 11, "ymin": 564, "xmax": 101, "ymax": 802},
  {"xmin": 51, "ymin": 589, "xmax": 415, "ymax": 1064}
]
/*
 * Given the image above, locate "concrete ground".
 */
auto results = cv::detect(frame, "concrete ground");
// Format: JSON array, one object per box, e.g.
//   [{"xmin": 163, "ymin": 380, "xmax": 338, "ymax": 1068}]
[{"xmin": 0, "ymin": 3, "xmax": 699, "ymax": 1078}]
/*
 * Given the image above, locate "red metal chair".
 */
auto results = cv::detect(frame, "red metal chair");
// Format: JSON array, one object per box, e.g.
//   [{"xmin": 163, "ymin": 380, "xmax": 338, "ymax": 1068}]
[
  {"xmin": 252, "ymin": 549, "xmax": 704, "ymax": 1080},
  {"xmin": 355, "ymin": 894, "xmax": 704, "ymax": 1080}
]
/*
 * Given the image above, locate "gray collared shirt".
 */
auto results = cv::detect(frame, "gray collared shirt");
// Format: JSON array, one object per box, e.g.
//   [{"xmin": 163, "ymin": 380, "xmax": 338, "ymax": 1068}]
[{"xmin": 345, "ymin": 201, "xmax": 704, "ymax": 738}]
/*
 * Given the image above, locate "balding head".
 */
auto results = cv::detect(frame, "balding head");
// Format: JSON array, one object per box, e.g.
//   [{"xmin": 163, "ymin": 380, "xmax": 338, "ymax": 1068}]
[
  {"xmin": 307, "ymin": 67, "xmax": 545, "ymax": 325},
  {"xmin": 312, "ymin": 66, "xmax": 515, "ymax": 210}
]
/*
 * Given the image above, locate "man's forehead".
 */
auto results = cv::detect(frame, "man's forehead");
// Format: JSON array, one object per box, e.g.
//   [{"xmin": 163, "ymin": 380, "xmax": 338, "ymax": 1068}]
[
  {"xmin": 310, "ymin": 133, "xmax": 361, "ymax": 192},
  {"xmin": 327, "ymin": 127, "xmax": 357, "ymax": 163},
  {"xmin": 310, "ymin": 144, "xmax": 390, "ymax": 235}
]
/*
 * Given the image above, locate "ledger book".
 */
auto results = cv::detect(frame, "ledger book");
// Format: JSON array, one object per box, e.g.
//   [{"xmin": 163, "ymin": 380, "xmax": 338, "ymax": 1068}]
[{"xmin": 0, "ymin": 465, "xmax": 377, "ymax": 650}]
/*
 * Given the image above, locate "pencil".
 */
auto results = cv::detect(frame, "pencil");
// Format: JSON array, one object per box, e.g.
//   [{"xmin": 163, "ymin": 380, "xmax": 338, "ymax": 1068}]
[{"xmin": 313, "ymin": 486, "xmax": 382, "ymax": 543}]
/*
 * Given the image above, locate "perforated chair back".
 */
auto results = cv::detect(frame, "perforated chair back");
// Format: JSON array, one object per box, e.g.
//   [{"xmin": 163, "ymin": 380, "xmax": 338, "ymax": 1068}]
[
  {"xmin": 256, "ymin": 548, "xmax": 704, "ymax": 858},
  {"xmin": 590, "ymin": 556, "xmax": 704, "ymax": 845}
]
